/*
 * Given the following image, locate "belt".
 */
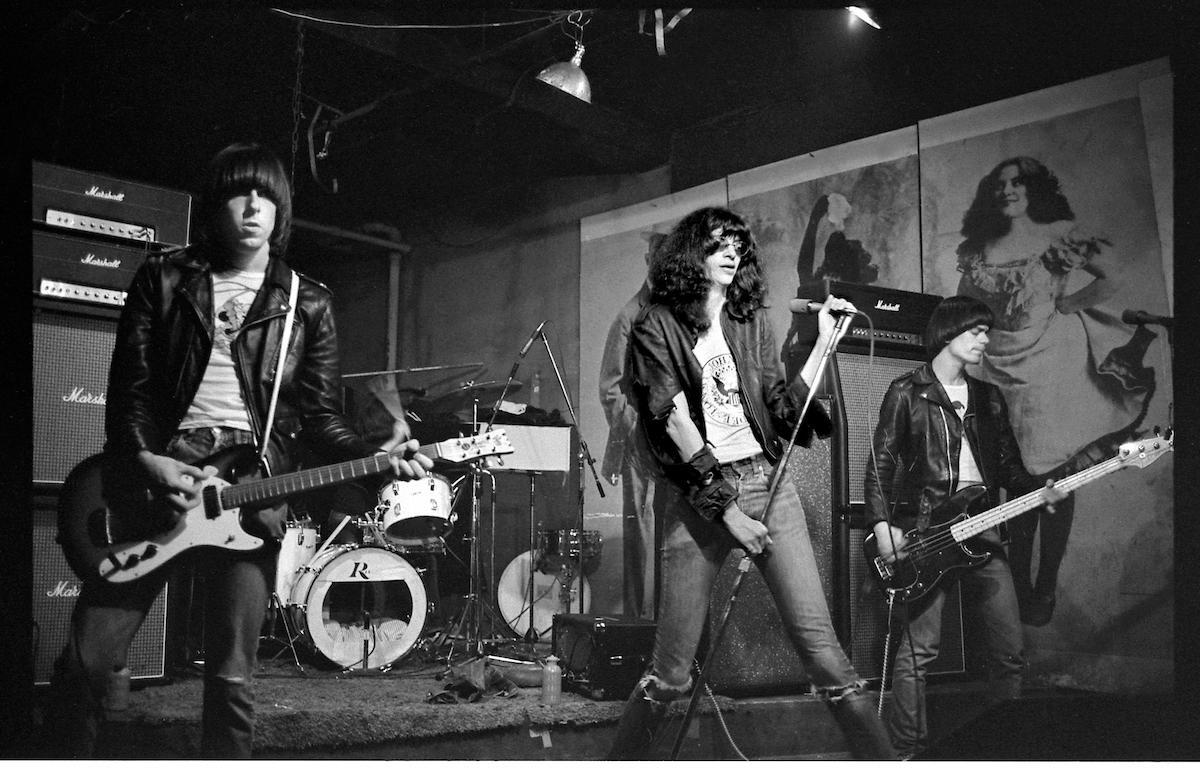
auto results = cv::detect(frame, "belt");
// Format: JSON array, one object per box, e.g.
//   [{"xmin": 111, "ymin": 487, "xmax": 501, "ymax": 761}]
[{"xmin": 718, "ymin": 453, "xmax": 768, "ymax": 478}]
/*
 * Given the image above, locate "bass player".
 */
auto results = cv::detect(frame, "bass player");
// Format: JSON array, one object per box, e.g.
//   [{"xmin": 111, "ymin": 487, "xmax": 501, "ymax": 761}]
[{"xmin": 864, "ymin": 294, "xmax": 1064, "ymax": 759}]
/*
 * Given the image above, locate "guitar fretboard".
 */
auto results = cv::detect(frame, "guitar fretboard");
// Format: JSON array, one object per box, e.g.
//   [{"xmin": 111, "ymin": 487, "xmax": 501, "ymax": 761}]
[
  {"xmin": 218, "ymin": 441, "xmax": 441, "ymax": 510},
  {"xmin": 950, "ymin": 455, "xmax": 1124, "ymax": 542}
]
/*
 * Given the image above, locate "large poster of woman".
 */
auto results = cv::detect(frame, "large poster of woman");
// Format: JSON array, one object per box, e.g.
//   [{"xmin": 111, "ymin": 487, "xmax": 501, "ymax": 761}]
[{"xmin": 919, "ymin": 64, "xmax": 1174, "ymax": 690}]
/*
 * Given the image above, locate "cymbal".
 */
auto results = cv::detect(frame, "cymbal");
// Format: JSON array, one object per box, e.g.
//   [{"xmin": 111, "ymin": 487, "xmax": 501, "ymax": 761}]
[{"xmin": 424, "ymin": 380, "xmax": 523, "ymax": 412}]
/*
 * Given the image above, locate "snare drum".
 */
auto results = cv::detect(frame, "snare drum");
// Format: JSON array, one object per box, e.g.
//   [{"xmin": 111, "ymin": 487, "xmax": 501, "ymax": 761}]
[
  {"xmin": 274, "ymin": 522, "xmax": 319, "ymax": 603},
  {"xmin": 536, "ymin": 528, "xmax": 603, "ymax": 574},
  {"xmin": 288, "ymin": 544, "xmax": 427, "ymax": 669},
  {"xmin": 497, "ymin": 550, "xmax": 590, "ymax": 642},
  {"xmin": 376, "ymin": 475, "xmax": 454, "ymax": 551}
]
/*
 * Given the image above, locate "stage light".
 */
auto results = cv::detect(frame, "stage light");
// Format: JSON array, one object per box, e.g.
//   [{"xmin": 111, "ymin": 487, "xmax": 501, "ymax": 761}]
[
  {"xmin": 847, "ymin": 6, "xmax": 881, "ymax": 30},
  {"xmin": 535, "ymin": 42, "xmax": 591, "ymax": 103}
]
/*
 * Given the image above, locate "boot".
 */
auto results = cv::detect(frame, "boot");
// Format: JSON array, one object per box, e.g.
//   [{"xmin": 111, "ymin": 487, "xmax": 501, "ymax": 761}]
[
  {"xmin": 606, "ymin": 681, "xmax": 669, "ymax": 760},
  {"xmin": 201, "ymin": 678, "xmax": 256, "ymax": 758},
  {"xmin": 829, "ymin": 689, "xmax": 899, "ymax": 761}
]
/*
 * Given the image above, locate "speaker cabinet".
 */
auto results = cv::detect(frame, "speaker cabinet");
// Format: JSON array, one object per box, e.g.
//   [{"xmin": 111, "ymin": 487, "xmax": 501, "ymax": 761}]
[
  {"xmin": 832, "ymin": 349, "xmax": 967, "ymax": 680},
  {"xmin": 33, "ymin": 306, "xmax": 116, "ymax": 484},
  {"xmin": 32, "ymin": 496, "xmax": 169, "ymax": 685},
  {"xmin": 705, "ymin": 435, "xmax": 836, "ymax": 696}
]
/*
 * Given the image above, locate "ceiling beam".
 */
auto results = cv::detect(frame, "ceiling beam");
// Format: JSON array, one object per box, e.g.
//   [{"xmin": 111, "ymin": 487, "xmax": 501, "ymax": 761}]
[{"xmin": 305, "ymin": 16, "xmax": 669, "ymax": 172}]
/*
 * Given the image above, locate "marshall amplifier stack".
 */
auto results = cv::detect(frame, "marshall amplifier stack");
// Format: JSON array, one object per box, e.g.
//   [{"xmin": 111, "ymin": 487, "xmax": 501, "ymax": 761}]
[
  {"xmin": 31, "ymin": 162, "xmax": 192, "ymax": 685},
  {"xmin": 784, "ymin": 280, "xmax": 967, "ymax": 684},
  {"xmin": 32, "ymin": 160, "xmax": 192, "ymax": 316}
]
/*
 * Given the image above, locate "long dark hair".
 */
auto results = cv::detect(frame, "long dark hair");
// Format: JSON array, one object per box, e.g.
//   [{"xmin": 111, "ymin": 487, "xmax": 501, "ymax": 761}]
[
  {"xmin": 650, "ymin": 207, "xmax": 766, "ymax": 333},
  {"xmin": 195, "ymin": 142, "xmax": 293, "ymax": 262},
  {"xmin": 957, "ymin": 156, "xmax": 1075, "ymax": 257},
  {"xmin": 924, "ymin": 295, "xmax": 994, "ymax": 361}
]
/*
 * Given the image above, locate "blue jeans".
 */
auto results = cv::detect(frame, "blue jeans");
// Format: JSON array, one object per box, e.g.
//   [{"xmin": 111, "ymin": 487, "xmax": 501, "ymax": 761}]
[
  {"xmin": 49, "ymin": 426, "xmax": 277, "ymax": 758},
  {"xmin": 887, "ymin": 549, "xmax": 1025, "ymax": 756},
  {"xmin": 644, "ymin": 454, "xmax": 862, "ymax": 698},
  {"xmin": 622, "ymin": 447, "xmax": 659, "ymax": 620}
]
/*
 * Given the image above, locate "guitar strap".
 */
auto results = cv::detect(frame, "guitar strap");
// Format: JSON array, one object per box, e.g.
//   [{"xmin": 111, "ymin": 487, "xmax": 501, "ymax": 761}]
[{"xmin": 258, "ymin": 271, "xmax": 299, "ymax": 474}]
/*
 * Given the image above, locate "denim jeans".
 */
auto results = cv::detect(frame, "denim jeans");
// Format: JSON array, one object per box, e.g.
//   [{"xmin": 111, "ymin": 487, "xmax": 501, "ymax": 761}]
[
  {"xmin": 622, "ymin": 447, "xmax": 659, "ymax": 620},
  {"xmin": 49, "ymin": 426, "xmax": 278, "ymax": 758},
  {"xmin": 644, "ymin": 454, "xmax": 862, "ymax": 698},
  {"xmin": 887, "ymin": 549, "xmax": 1025, "ymax": 756}
]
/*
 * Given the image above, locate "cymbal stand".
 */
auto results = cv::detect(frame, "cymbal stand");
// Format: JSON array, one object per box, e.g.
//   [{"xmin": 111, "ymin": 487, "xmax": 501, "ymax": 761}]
[
  {"xmin": 533, "ymin": 324, "xmax": 606, "ymax": 613},
  {"xmin": 437, "ymin": 399, "xmax": 509, "ymax": 665},
  {"xmin": 520, "ymin": 470, "xmax": 544, "ymax": 650}
]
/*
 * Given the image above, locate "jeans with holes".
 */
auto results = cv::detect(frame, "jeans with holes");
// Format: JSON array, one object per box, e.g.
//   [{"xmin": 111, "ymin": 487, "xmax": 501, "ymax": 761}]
[
  {"xmin": 887, "ymin": 548, "xmax": 1024, "ymax": 757},
  {"xmin": 642, "ymin": 454, "xmax": 862, "ymax": 699},
  {"xmin": 48, "ymin": 427, "xmax": 278, "ymax": 758}
]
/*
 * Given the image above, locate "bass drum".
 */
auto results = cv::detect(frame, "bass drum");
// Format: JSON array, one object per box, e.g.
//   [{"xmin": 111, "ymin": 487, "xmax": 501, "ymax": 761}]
[
  {"xmin": 288, "ymin": 544, "xmax": 427, "ymax": 669},
  {"xmin": 497, "ymin": 550, "xmax": 590, "ymax": 642}
]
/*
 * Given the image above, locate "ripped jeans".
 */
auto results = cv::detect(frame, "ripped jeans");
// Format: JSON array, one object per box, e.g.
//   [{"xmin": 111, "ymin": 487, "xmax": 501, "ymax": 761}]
[
  {"xmin": 641, "ymin": 454, "xmax": 863, "ymax": 701},
  {"xmin": 48, "ymin": 426, "xmax": 278, "ymax": 758}
]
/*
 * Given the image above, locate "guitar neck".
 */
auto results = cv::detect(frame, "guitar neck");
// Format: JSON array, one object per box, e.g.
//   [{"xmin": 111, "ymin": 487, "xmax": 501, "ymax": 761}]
[
  {"xmin": 220, "ymin": 441, "xmax": 443, "ymax": 510},
  {"xmin": 951, "ymin": 455, "xmax": 1124, "ymax": 542}
]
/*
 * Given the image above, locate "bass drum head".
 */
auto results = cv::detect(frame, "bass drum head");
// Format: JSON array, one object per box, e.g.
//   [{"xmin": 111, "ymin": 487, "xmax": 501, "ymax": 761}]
[
  {"xmin": 288, "ymin": 545, "xmax": 427, "ymax": 669},
  {"xmin": 497, "ymin": 550, "xmax": 590, "ymax": 642}
]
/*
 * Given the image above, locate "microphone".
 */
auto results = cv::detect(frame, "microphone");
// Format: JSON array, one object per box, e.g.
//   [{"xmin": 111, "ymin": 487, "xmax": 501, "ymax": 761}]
[
  {"xmin": 519, "ymin": 320, "xmax": 548, "ymax": 357},
  {"xmin": 1121, "ymin": 309, "xmax": 1173, "ymax": 328},
  {"xmin": 789, "ymin": 298, "xmax": 855, "ymax": 316}
]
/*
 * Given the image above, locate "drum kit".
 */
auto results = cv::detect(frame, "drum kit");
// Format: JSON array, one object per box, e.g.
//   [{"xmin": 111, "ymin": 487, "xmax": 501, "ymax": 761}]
[{"xmin": 265, "ymin": 374, "xmax": 606, "ymax": 672}]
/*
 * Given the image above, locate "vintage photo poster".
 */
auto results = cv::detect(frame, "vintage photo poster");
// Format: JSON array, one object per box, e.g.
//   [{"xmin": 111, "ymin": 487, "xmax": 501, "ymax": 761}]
[
  {"xmin": 919, "ymin": 60, "xmax": 1174, "ymax": 691},
  {"xmin": 579, "ymin": 181, "xmax": 727, "ymax": 615},
  {"xmin": 726, "ymin": 127, "xmax": 923, "ymax": 353}
]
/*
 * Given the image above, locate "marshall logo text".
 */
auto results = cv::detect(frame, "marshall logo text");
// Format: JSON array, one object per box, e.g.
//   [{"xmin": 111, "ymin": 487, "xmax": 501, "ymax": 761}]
[
  {"xmin": 81, "ymin": 253, "xmax": 122, "ymax": 269},
  {"xmin": 47, "ymin": 580, "xmax": 82, "ymax": 598},
  {"xmin": 874, "ymin": 300, "xmax": 901, "ymax": 312},
  {"xmin": 84, "ymin": 185, "xmax": 126, "ymax": 202},
  {"xmin": 64, "ymin": 386, "xmax": 106, "ymax": 405}
]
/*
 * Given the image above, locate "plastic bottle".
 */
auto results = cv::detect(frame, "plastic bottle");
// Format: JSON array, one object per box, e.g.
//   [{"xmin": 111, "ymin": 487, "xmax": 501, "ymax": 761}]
[
  {"xmin": 531, "ymin": 369, "xmax": 542, "ymax": 408},
  {"xmin": 540, "ymin": 654, "xmax": 562, "ymax": 705},
  {"xmin": 103, "ymin": 665, "xmax": 131, "ymax": 716}
]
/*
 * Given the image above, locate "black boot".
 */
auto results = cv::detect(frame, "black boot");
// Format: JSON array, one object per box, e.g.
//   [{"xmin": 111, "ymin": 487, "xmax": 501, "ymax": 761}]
[
  {"xmin": 829, "ymin": 689, "xmax": 899, "ymax": 761},
  {"xmin": 606, "ymin": 681, "xmax": 669, "ymax": 760},
  {"xmin": 201, "ymin": 678, "xmax": 256, "ymax": 758}
]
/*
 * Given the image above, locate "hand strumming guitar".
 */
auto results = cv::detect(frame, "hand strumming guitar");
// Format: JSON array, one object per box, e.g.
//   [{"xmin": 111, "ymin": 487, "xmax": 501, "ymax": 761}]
[{"xmin": 137, "ymin": 450, "xmax": 217, "ymax": 515}]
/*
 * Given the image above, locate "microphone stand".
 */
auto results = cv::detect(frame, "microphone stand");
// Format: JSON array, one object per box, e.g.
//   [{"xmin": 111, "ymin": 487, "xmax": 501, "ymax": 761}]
[
  {"xmin": 533, "ymin": 325, "xmax": 605, "ymax": 614},
  {"xmin": 669, "ymin": 312, "xmax": 853, "ymax": 760}
]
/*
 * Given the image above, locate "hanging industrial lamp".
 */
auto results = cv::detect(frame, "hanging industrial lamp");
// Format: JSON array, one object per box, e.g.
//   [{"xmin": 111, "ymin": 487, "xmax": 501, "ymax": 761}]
[{"xmin": 535, "ymin": 11, "xmax": 592, "ymax": 103}]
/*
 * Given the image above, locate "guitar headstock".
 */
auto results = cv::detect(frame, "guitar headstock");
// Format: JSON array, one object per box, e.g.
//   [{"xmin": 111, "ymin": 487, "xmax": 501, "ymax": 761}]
[
  {"xmin": 438, "ymin": 429, "xmax": 515, "ymax": 464},
  {"xmin": 1117, "ymin": 428, "xmax": 1173, "ymax": 469}
]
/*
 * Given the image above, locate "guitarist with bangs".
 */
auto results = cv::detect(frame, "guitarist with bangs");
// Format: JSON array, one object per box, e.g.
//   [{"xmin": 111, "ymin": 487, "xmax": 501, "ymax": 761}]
[
  {"xmin": 46, "ymin": 142, "xmax": 434, "ymax": 758},
  {"xmin": 864, "ymin": 295, "xmax": 1064, "ymax": 760}
]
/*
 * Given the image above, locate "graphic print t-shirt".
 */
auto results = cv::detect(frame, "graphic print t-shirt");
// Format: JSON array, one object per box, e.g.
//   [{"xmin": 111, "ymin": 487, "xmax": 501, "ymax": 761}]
[
  {"xmin": 693, "ymin": 326, "xmax": 763, "ymax": 464},
  {"xmin": 943, "ymin": 381, "xmax": 983, "ymax": 491},
  {"xmin": 177, "ymin": 268, "xmax": 266, "ymax": 432}
]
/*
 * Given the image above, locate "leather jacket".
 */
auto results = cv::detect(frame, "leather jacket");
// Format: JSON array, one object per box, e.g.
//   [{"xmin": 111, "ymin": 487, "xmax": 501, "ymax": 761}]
[
  {"xmin": 863, "ymin": 361, "xmax": 1040, "ymax": 535},
  {"xmin": 105, "ymin": 246, "xmax": 375, "ymax": 477},
  {"xmin": 630, "ymin": 303, "xmax": 831, "ymax": 500}
]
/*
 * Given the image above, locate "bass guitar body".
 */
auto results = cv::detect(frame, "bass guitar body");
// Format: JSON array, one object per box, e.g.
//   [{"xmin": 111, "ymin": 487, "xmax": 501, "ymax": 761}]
[
  {"xmin": 57, "ymin": 445, "xmax": 267, "ymax": 584},
  {"xmin": 862, "ymin": 485, "xmax": 994, "ymax": 604}
]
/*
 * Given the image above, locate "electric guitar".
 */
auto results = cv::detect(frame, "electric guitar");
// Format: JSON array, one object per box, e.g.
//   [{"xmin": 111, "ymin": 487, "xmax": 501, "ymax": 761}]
[
  {"xmin": 863, "ymin": 429, "xmax": 1173, "ymax": 603},
  {"xmin": 58, "ymin": 430, "xmax": 514, "ymax": 584}
]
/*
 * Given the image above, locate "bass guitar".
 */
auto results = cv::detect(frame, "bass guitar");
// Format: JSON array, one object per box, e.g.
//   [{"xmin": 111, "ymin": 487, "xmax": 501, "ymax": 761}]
[
  {"xmin": 58, "ymin": 430, "xmax": 514, "ymax": 584},
  {"xmin": 863, "ymin": 429, "xmax": 1172, "ymax": 603}
]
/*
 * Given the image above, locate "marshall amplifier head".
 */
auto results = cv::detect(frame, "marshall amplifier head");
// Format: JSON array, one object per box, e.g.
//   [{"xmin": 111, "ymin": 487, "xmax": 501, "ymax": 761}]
[
  {"xmin": 787, "ymin": 279, "xmax": 943, "ymax": 357},
  {"xmin": 33, "ymin": 160, "xmax": 192, "ymax": 248},
  {"xmin": 33, "ymin": 230, "xmax": 149, "ymax": 313}
]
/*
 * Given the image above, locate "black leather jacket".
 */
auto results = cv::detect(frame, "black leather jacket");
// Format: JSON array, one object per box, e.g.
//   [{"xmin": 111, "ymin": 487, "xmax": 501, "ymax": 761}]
[
  {"xmin": 105, "ymin": 246, "xmax": 375, "ymax": 476},
  {"xmin": 863, "ymin": 362, "xmax": 1040, "ymax": 535},
  {"xmin": 629, "ymin": 303, "xmax": 831, "ymax": 502}
]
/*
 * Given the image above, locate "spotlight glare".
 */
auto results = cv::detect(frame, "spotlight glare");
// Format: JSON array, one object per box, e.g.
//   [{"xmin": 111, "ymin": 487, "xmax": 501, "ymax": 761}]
[{"xmin": 847, "ymin": 6, "xmax": 881, "ymax": 30}]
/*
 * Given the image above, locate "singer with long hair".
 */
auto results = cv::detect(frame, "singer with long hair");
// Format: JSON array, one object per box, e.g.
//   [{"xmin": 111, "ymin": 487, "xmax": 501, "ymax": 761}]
[{"xmin": 606, "ymin": 206, "xmax": 895, "ymax": 760}]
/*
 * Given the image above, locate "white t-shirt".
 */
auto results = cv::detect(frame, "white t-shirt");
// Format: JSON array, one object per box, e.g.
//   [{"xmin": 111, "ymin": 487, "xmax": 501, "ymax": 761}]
[
  {"xmin": 692, "ymin": 325, "xmax": 764, "ymax": 464},
  {"xmin": 177, "ymin": 268, "xmax": 265, "ymax": 432},
  {"xmin": 943, "ymin": 381, "xmax": 983, "ymax": 491}
]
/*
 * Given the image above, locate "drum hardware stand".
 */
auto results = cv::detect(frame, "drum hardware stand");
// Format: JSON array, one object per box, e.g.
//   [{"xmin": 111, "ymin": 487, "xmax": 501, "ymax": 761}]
[
  {"xmin": 520, "ymin": 470, "xmax": 545, "ymax": 651},
  {"xmin": 530, "ymin": 323, "xmax": 606, "ymax": 613},
  {"xmin": 668, "ymin": 311, "xmax": 853, "ymax": 759}
]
